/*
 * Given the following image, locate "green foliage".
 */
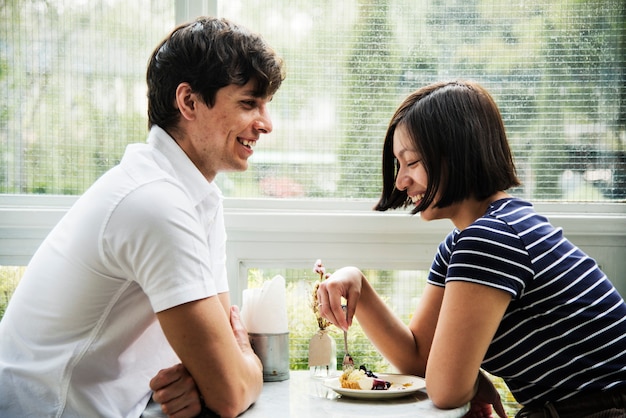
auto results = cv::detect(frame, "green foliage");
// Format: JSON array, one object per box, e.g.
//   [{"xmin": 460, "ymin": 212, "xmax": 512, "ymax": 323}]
[
  {"xmin": 0, "ymin": 266, "xmax": 24, "ymax": 321},
  {"xmin": 1, "ymin": 0, "xmax": 623, "ymax": 199},
  {"xmin": 337, "ymin": 0, "xmax": 394, "ymax": 198},
  {"xmin": 1, "ymin": 0, "xmax": 168, "ymax": 195},
  {"xmin": 247, "ymin": 267, "xmax": 391, "ymax": 371}
]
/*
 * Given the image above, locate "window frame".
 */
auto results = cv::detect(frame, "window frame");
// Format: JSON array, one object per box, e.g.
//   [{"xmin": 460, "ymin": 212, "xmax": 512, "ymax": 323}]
[
  {"xmin": 1, "ymin": 194, "xmax": 624, "ymax": 305},
  {"xmin": 2, "ymin": 0, "xmax": 625, "ymax": 304}
]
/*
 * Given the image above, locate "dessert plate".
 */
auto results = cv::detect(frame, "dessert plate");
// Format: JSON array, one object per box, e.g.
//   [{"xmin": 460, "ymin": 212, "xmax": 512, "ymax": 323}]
[{"xmin": 323, "ymin": 373, "xmax": 426, "ymax": 399}]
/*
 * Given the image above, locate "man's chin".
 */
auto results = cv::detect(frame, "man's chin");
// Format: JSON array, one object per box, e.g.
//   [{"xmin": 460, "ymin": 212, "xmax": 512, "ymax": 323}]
[{"xmin": 223, "ymin": 163, "xmax": 249, "ymax": 173}]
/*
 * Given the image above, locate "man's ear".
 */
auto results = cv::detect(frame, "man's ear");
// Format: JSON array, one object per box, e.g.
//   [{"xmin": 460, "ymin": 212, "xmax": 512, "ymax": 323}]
[{"xmin": 174, "ymin": 82, "xmax": 198, "ymax": 121}]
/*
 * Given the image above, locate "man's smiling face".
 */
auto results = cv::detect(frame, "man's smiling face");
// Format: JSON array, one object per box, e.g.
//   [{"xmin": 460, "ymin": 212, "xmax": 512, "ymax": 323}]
[{"xmin": 178, "ymin": 79, "xmax": 274, "ymax": 181}]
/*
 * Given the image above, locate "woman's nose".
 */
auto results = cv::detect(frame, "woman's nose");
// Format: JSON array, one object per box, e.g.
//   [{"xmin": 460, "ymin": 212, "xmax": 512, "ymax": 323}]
[{"xmin": 395, "ymin": 169, "xmax": 411, "ymax": 191}]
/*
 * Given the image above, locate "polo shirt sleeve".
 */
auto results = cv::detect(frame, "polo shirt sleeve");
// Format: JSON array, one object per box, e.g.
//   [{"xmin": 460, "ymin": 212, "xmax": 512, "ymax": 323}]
[
  {"xmin": 209, "ymin": 200, "xmax": 229, "ymax": 294},
  {"xmin": 102, "ymin": 180, "xmax": 218, "ymax": 312}
]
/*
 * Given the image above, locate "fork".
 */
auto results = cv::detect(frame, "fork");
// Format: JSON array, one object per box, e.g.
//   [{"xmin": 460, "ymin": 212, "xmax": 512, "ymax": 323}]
[{"xmin": 341, "ymin": 305, "xmax": 354, "ymax": 371}]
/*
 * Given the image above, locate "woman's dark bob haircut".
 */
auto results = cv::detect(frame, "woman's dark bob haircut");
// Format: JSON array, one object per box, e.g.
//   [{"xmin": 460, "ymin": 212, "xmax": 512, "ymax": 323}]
[
  {"xmin": 375, "ymin": 80, "xmax": 520, "ymax": 214},
  {"xmin": 146, "ymin": 16, "xmax": 285, "ymax": 131}
]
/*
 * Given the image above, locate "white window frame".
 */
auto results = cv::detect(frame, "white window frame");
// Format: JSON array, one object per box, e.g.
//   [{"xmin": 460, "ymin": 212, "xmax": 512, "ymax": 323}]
[
  {"xmin": 2, "ymin": 1, "xmax": 624, "ymax": 304},
  {"xmin": 1, "ymin": 194, "xmax": 624, "ymax": 305}
]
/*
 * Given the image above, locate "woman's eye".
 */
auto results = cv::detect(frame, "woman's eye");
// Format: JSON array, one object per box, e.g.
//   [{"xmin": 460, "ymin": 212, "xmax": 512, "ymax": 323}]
[{"xmin": 407, "ymin": 160, "xmax": 421, "ymax": 167}]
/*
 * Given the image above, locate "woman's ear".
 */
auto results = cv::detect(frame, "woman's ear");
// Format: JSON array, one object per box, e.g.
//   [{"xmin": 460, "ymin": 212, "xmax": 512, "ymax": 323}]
[{"xmin": 174, "ymin": 82, "xmax": 197, "ymax": 121}]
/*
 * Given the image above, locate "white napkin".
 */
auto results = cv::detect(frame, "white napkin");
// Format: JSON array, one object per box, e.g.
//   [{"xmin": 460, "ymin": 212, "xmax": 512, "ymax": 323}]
[{"xmin": 241, "ymin": 275, "xmax": 288, "ymax": 334}]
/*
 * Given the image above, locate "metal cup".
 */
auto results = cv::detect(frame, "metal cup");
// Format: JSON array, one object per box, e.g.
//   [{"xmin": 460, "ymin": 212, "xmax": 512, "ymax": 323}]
[{"xmin": 248, "ymin": 332, "xmax": 290, "ymax": 382}]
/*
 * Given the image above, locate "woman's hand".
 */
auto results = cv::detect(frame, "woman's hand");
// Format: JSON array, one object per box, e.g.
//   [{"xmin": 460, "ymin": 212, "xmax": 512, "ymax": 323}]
[
  {"xmin": 316, "ymin": 266, "xmax": 365, "ymax": 331},
  {"xmin": 149, "ymin": 363, "xmax": 202, "ymax": 418},
  {"xmin": 463, "ymin": 372, "xmax": 508, "ymax": 418}
]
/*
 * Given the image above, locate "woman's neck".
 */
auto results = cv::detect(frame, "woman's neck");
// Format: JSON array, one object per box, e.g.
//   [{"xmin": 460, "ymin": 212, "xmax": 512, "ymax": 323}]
[{"xmin": 451, "ymin": 191, "xmax": 511, "ymax": 230}]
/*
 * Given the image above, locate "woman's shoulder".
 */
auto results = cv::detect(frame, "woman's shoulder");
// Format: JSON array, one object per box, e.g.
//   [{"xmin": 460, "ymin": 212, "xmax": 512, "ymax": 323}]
[
  {"xmin": 458, "ymin": 198, "xmax": 538, "ymax": 248},
  {"xmin": 445, "ymin": 198, "xmax": 541, "ymax": 251},
  {"xmin": 482, "ymin": 197, "xmax": 549, "ymax": 231},
  {"xmin": 488, "ymin": 197, "xmax": 534, "ymax": 217}
]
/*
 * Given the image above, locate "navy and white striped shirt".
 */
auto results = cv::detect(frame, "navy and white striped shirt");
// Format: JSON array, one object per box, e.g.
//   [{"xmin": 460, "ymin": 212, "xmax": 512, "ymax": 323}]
[{"xmin": 428, "ymin": 198, "xmax": 626, "ymax": 407}]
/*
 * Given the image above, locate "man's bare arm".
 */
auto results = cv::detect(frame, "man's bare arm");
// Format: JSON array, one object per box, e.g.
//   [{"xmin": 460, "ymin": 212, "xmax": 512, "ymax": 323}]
[{"xmin": 157, "ymin": 297, "xmax": 262, "ymax": 418}]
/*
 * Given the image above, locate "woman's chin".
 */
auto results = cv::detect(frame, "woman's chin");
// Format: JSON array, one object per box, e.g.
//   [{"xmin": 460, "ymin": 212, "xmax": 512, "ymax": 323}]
[
  {"xmin": 418, "ymin": 207, "xmax": 444, "ymax": 222},
  {"xmin": 417, "ymin": 210, "xmax": 433, "ymax": 221}
]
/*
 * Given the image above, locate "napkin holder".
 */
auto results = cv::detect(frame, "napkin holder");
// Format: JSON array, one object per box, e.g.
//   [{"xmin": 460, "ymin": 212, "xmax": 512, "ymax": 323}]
[
  {"xmin": 241, "ymin": 275, "xmax": 290, "ymax": 382},
  {"xmin": 249, "ymin": 332, "xmax": 290, "ymax": 382}
]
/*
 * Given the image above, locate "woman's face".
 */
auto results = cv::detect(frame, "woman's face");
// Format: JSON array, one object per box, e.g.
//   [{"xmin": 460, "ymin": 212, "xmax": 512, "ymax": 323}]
[{"xmin": 392, "ymin": 124, "xmax": 451, "ymax": 222}]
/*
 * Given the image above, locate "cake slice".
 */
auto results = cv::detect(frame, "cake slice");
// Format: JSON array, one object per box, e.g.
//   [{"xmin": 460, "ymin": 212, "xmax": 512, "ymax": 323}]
[{"xmin": 339, "ymin": 366, "xmax": 391, "ymax": 390}]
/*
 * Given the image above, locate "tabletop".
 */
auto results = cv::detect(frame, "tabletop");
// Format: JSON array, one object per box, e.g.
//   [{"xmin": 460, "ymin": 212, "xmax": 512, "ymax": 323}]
[{"xmin": 142, "ymin": 370, "xmax": 469, "ymax": 418}]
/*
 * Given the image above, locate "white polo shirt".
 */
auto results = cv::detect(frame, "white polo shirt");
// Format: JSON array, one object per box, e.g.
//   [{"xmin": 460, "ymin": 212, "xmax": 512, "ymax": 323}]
[{"xmin": 0, "ymin": 126, "xmax": 229, "ymax": 418}]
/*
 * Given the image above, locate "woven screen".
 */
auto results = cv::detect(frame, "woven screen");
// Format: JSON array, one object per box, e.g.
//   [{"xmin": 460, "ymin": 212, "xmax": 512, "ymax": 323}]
[{"xmin": 1, "ymin": 0, "xmax": 624, "ymax": 202}]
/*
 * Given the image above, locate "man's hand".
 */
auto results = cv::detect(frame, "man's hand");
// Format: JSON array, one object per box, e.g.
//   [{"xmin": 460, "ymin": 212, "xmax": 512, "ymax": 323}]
[
  {"xmin": 150, "ymin": 363, "xmax": 202, "ymax": 418},
  {"xmin": 230, "ymin": 305, "xmax": 259, "ymax": 359},
  {"xmin": 149, "ymin": 305, "xmax": 259, "ymax": 418}
]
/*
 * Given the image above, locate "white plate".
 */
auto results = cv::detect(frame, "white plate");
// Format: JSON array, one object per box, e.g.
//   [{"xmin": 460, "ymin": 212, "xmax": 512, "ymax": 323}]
[{"xmin": 323, "ymin": 373, "xmax": 426, "ymax": 399}]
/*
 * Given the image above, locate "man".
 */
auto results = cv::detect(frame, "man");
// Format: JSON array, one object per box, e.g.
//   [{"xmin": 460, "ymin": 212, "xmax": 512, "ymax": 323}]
[{"xmin": 0, "ymin": 16, "xmax": 285, "ymax": 418}]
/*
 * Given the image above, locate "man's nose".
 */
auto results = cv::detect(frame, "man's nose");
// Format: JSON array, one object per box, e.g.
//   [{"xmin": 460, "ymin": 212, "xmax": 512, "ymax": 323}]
[{"xmin": 254, "ymin": 108, "xmax": 273, "ymax": 134}]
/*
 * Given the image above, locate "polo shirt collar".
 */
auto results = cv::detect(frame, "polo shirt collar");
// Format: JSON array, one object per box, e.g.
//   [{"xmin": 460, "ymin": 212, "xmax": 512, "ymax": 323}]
[{"xmin": 147, "ymin": 125, "xmax": 222, "ymax": 207}]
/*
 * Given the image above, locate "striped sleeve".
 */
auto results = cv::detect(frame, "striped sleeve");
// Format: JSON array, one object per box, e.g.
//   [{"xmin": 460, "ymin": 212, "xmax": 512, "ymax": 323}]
[
  {"xmin": 429, "ymin": 219, "xmax": 533, "ymax": 298},
  {"xmin": 427, "ymin": 231, "xmax": 456, "ymax": 287}
]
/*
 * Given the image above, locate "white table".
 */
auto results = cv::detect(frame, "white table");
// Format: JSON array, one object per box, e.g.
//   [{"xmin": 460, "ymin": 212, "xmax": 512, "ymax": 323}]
[{"xmin": 142, "ymin": 370, "xmax": 469, "ymax": 418}]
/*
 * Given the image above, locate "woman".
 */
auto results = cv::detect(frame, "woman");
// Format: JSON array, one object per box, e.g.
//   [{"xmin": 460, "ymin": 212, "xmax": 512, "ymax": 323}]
[{"xmin": 317, "ymin": 80, "xmax": 626, "ymax": 418}]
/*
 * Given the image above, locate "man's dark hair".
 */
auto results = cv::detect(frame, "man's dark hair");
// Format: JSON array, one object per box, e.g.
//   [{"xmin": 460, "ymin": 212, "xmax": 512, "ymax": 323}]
[{"xmin": 146, "ymin": 16, "xmax": 285, "ymax": 130}]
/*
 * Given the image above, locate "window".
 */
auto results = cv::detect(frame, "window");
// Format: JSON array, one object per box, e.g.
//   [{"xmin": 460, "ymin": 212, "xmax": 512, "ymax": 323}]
[
  {"xmin": 247, "ymin": 266, "xmax": 429, "ymax": 371},
  {"xmin": 1, "ymin": 0, "xmax": 624, "ymax": 201},
  {"xmin": 1, "ymin": 0, "xmax": 173, "ymax": 194},
  {"xmin": 221, "ymin": 0, "xmax": 625, "ymax": 202},
  {"xmin": 0, "ymin": 3, "xmax": 623, "ymax": 414}
]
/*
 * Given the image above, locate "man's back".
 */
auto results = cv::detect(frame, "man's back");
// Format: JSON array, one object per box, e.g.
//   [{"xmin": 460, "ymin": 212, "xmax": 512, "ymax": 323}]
[{"xmin": 0, "ymin": 128, "xmax": 223, "ymax": 417}]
